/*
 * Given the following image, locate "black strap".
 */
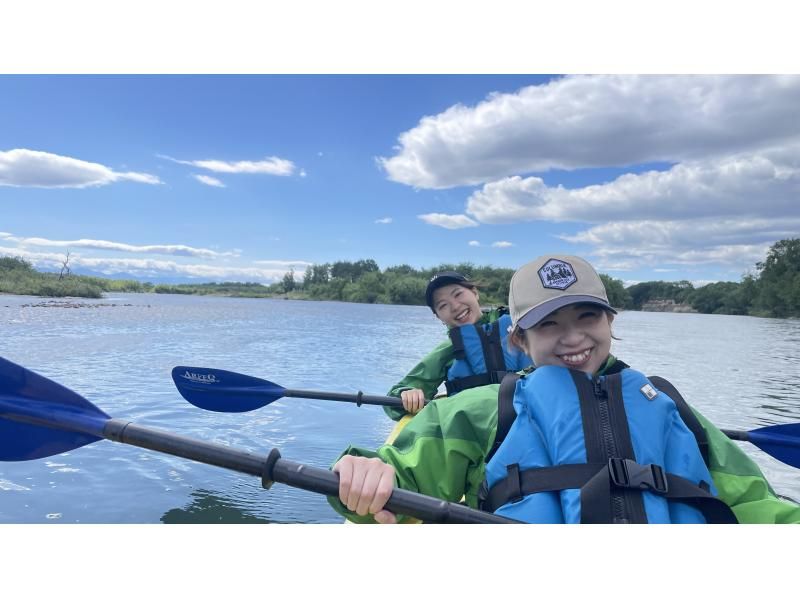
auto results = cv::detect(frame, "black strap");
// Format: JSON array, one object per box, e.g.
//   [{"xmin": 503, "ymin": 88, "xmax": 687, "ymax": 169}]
[
  {"xmin": 485, "ymin": 372, "xmax": 521, "ymax": 463},
  {"xmin": 478, "ymin": 319, "xmax": 506, "ymax": 378},
  {"xmin": 448, "ymin": 326, "xmax": 466, "ymax": 361},
  {"xmin": 648, "ymin": 375, "xmax": 710, "ymax": 466},
  {"xmin": 482, "ymin": 462, "xmax": 603, "ymax": 510},
  {"xmin": 481, "ymin": 459, "xmax": 737, "ymax": 523},
  {"xmin": 445, "ymin": 319, "xmax": 510, "ymax": 397}
]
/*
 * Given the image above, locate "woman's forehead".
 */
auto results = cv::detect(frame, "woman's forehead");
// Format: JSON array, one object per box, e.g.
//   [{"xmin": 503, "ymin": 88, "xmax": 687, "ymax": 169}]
[{"xmin": 433, "ymin": 283, "xmax": 467, "ymax": 301}]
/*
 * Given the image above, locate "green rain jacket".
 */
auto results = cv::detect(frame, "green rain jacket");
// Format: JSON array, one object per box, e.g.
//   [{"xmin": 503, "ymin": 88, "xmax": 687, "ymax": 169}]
[
  {"xmin": 330, "ymin": 360, "xmax": 800, "ymax": 524},
  {"xmin": 384, "ymin": 307, "xmax": 507, "ymax": 421}
]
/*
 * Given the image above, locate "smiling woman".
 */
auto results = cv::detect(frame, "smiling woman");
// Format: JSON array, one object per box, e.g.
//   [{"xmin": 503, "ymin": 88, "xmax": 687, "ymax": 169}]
[
  {"xmin": 329, "ymin": 254, "xmax": 800, "ymax": 525},
  {"xmin": 383, "ymin": 270, "xmax": 533, "ymax": 418}
]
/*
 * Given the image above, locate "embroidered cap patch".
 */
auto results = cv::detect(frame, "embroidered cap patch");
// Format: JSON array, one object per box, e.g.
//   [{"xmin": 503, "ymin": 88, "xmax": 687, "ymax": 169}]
[
  {"xmin": 640, "ymin": 384, "xmax": 658, "ymax": 401},
  {"xmin": 538, "ymin": 258, "xmax": 577, "ymax": 290}
]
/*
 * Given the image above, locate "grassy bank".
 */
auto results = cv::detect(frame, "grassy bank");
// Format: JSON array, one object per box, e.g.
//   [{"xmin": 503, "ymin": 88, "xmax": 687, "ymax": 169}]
[
  {"xmin": 0, "ymin": 257, "xmax": 152, "ymax": 298},
  {"xmin": 3, "ymin": 236, "xmax": 799, "ymax": 318}
]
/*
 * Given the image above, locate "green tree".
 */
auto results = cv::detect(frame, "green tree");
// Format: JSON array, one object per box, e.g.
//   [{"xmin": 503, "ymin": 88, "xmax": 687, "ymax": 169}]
[
  {"xmin": 752, "ymin": 238, "xmax": 800, "ymax": 318},
  {"xmin": 282, "ymin": 269, "xmax": 296, "ymax": 293},
  {"xmin": 599, "ymin": 274, "xmax": 631, "ymax": 309}
]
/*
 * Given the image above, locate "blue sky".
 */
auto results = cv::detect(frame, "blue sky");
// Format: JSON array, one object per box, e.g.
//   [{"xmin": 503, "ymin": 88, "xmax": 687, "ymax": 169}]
[{"xmin": 2, "ymin": 73, "xmax": 799, "ymax": 287}]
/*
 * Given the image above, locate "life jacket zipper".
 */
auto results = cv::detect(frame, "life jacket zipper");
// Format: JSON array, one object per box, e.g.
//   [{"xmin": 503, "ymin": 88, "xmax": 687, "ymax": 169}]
[{"xmin": 593, "ymin": 376, "xmax": 629, "ymax": 523}]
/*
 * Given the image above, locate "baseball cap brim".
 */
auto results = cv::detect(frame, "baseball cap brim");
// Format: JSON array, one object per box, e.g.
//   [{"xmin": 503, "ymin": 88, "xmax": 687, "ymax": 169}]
[{"xmin": 516, "ymin": 295, "xmax": 617, "ymax": 330}]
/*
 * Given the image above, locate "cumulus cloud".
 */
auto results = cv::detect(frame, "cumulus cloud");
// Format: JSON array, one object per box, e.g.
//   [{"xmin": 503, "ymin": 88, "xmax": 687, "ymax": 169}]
[
  {"xmin": 193, "ymin": 174, "xmax": 225, "ymax": 187},
  {"xmin": 3, "ymin": 234, "xmax": 237, "ymax": 258},
  {"xmin": 380, "ymin": 75, "xmax": 800, "ymax": 189},
  {"xmin": 492, "ymin": 241, "xmax": 513, "ymax": 248},
  {"xmin": 468, "ymin": 240, "xmax": 481, "ymax": 246},
  {"xmin": 556, "ymin": 218, "xmax": 795, "ymax": 273},
  {"xmin": 417, "ymin": 213, "xmax": 478, "ymax": 229},
  {"xmin": 0, "ymin": 149, "xmax": 161, "ymax": 188},
  {"xmin": 161, "ymin": 154, "xmax": 296, "ymax": 176},
  {"xmin": 466, "ymin": 147, "xmax": 800, "ymax": 224},
  {"xmin": 375, "ymin": 217, "xmax": 393, "ymax": 224}
]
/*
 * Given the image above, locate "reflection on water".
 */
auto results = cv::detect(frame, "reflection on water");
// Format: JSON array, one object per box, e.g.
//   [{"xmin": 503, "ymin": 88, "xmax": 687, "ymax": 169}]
[
  {"xmin": 1, "ymin": 294, "xmax": 798, "ymax": 522},
  {"xmin": 161, "ymin": 489, "xmax": 271, "ymax": 524}
]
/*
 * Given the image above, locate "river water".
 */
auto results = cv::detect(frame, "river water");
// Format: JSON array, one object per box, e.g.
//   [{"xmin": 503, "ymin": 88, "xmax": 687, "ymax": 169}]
[{"xmin": 1, "ymin": 293, "xmax": 798, "ymax": 523}]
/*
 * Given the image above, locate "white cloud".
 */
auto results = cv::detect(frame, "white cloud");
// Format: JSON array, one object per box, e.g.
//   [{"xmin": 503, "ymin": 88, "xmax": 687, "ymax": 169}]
[
  {"xmin": 417, "ymin": 213, "xmax": 478, "ymax": 229},
  {"xmin": 3, "ymin": 233, "xmax": 237, "ymax": 258},
  {"xmin": 0, "ymin": 149, "xmax": 161, "ymax": 188},
  {"xmin": 380, "ymin": 75, "xmax": 800, "ymax": 189},
  {"xmin": 374, "ymin": 217, "xmax": 393, "ymax": 224},
  {"xmin": 252, "ymin": 259, "xmax": 313, "ymax": 268},
  {"xmin": 193, "ymin": 174, "xmax": 225, "ymax": 187},
  {"xmin": 558, "ymin": 218, "xmax": 781, "ymax": 273},
  {"xmin": 468, "ymin": 240, "xmax": 481, "ymax": 247},
  {"xmin": 492, "ymin": 241, "xmax": 513, "ymax": 248},
  {"xmin": 466, "ymin": 148, "xmax": 800, "ymax": 224},
  {"xmin": 0, "ymin": 245, "xmax": 307, "ymax": 283},
  {"xmin": 161, "ymin": 154, "xmax": 296, "ymax": 176}
]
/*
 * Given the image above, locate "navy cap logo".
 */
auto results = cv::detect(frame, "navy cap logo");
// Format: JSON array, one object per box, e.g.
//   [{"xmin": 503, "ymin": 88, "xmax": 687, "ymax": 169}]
[{"xmin": 538, "ymin": 259, "xmax": 577, "ymax": 290}]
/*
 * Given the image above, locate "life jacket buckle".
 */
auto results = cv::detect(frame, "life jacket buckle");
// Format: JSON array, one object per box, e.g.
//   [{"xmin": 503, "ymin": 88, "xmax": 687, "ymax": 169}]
[{"xmin": 608, "ymin": 458, "xmax": 669, "ymax": 495}]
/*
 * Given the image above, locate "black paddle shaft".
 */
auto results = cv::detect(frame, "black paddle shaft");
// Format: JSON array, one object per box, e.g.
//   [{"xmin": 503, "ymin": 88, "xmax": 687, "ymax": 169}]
[
  {"xmin": 283, "ymin": 389, "xmax": 429, "ymax": 408},
  {"xmin": 102, "ymin": 419, "xmax": 513, "ymax": 524}
]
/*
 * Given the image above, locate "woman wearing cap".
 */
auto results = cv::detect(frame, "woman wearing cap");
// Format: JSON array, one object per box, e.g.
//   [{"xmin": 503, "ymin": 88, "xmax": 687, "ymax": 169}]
[
  {"xmin": 329, "ymin": 255, "xmax": 800, "ymax": 524},
  {"xmin": 383, "ymin": 270, "xmax": 532, "ymax": 420}
]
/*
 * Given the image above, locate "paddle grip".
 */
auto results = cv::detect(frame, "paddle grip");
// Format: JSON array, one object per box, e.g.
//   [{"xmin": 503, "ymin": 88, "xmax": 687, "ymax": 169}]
[{"xmin": 270, "ymin": 457, "xmax": 516, "ymax": 524}]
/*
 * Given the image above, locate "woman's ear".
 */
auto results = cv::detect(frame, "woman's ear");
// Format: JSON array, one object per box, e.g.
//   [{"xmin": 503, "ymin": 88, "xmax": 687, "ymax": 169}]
[
  {"xmin": 606, "ymin": 311, "xmax": 615, "ymax": 325},
  {"xmin": 509, "ymin": 328, "xmax": 529, "ymax": 354}
]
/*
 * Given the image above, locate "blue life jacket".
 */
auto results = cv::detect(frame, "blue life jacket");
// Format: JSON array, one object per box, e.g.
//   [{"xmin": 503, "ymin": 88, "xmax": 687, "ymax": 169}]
[
  {"xmin": 480, "ymin": 366, "xmax": 737, "ymax": 524},
  {"xmin": 445, "ymin": 313, "xmax": 533, "ymax": 396}
]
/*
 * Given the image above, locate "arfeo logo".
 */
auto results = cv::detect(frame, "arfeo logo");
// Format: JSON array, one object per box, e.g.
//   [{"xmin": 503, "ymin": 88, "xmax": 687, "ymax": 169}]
[{"xmin": 181, "ymin": 371, "xmax": 218, "ymax": 384}]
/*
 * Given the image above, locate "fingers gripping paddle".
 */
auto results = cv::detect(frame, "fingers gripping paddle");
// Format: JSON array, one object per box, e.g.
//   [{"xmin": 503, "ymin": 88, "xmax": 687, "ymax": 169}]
[
  {"xmin": 172, "ymin": 365, "xmax": 421, "ymax": 413},
  {"xmin": 172, "ymin": 366, "xmax": 800, "ymax": 469},
  {"xmin": 0, "ymin": 357, "xmax": 511, "ymax": 524}
]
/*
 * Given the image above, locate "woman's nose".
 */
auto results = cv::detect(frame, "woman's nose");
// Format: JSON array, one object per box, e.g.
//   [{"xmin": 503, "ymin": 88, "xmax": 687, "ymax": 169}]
[{"xmin": 560, "ymin": 326, "xmax": 585, "ymax": 345}]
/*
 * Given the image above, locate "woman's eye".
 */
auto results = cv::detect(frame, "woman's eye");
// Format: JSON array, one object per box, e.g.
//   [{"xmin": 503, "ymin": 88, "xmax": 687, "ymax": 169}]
[
  {"xmin": 579, "ymin": 310, "xmax": 600, "ymax": 319},
  {"xmin": 537, "ymin": 320, "xmax": 556, "ymax": 328}
]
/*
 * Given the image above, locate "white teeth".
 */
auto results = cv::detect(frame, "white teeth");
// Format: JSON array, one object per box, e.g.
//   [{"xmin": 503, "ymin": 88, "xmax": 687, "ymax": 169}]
[
  {"xmin": 456, "ymin": 309, "xmax": 469, "ymax": 320},
  {"xmin": 561, "ymin": 349, "xmax": 591, "ymax": 364}
]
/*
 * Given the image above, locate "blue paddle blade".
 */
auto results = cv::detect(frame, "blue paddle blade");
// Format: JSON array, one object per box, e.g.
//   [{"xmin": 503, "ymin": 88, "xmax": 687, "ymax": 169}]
[
  {"xmin": 0, "ymin": 356, "xmax": 110, "ymax": 461},
  {"xmin": 171, "ymin": 366, "xmax": 287, "ymax": 413},
  {"xmin": 748, "ymin": 423, "xmax": 800, "ymax": 469}
]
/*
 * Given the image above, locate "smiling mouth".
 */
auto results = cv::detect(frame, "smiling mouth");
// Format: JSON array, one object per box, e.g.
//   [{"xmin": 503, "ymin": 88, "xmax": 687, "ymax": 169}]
[
  {"xmin": 558, "ymin": 348, "xmax": 592, "ymax": 366},
  {"xmin": 454, "ymin": 308, "xmax": 471, "ymax": 322}
]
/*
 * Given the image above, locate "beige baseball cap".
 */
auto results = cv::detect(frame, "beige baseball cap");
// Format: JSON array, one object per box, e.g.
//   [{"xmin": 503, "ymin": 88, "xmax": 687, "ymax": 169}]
[{"xmin": 509, "ymin": 255, "xmax": 617, "ymax": 330}]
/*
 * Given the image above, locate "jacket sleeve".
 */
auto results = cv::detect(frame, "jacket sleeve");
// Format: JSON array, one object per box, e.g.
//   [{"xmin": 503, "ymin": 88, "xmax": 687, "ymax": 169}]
[
  {"xmin": 382, "ymin": 339, "xmax": 455, "ymax": 421},
  {"xmin": 694, "ymin": 408, "xmax": 800, "ymax": 523},
  {"xmin": 328, "ymin": 386, "xmax": 499, "ymax": 523}
]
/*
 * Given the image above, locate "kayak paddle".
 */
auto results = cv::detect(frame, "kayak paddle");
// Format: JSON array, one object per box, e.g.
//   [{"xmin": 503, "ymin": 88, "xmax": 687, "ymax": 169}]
[
  {"xmin": 172, "ymin": 365, "xmax": 429, "ymax": 412},
  {"xmin": 0, "ymin": 356, "xmax": 513, "ymax": 524},
  {"xmin": 172, "ymin": 365, "xmax": 800, "ymax": 470}
]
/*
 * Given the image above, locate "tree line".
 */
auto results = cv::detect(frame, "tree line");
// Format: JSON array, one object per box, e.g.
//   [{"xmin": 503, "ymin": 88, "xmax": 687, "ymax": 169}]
[{"xmin": 2, "ymin": 238, "xmax": 798, "ymax": 319}]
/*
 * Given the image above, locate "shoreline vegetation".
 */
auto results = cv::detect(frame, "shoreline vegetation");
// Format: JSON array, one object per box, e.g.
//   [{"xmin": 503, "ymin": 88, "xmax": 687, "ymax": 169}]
[{"xmin": 2, "ymin": 238, "xmax": 798, "ymax": 319}]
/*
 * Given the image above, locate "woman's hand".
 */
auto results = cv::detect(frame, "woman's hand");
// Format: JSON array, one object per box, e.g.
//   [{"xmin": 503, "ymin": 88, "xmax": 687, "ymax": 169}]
[
  {"xmin": 400, "ymin": 388, "xmax": 426, "ymax": 414},
  {"xmin": 334, "ymin": 455, "xmax": 397, "ymax": 524}
]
